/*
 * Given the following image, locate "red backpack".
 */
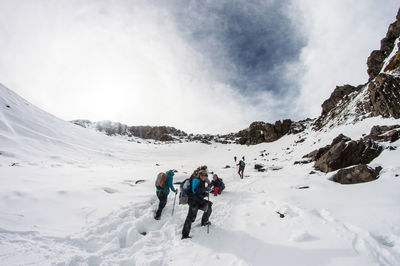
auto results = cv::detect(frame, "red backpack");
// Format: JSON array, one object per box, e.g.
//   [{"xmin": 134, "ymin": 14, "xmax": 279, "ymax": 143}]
[{"xmin": 155, "ymin": 172, "xmax": 168, "ymax": 189}]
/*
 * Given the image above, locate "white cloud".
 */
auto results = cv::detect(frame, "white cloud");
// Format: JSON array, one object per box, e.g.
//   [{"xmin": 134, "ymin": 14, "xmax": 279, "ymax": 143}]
[{"xmin": 0, "ymin": 0, "xmax": 257, "ymax": 134}]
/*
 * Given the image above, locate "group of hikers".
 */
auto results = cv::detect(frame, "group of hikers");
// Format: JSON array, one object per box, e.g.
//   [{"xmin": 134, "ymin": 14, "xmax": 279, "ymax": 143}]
[{"xmin": 154, "ymin": 156, "xmax": 246, "ymax": 239}]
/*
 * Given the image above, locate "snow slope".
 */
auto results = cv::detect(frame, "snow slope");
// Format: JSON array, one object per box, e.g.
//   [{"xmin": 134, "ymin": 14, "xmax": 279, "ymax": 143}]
[{"xmin": 1, "ymin": 83, "xmax": 400, "ymax": 265}]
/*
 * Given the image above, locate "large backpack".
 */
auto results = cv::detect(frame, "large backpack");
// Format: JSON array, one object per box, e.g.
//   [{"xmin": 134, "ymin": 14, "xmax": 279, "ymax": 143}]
[
  {"xmin": 179, "ymin": 178, "xmax": 192, "ymax": 205},
  {"xmin": 239, "ymin": 161, "xmax": 245, "ymax": 167},
  {"xmin": 155, "ymin": 172, "xmax": 168, "ymax": 189}
]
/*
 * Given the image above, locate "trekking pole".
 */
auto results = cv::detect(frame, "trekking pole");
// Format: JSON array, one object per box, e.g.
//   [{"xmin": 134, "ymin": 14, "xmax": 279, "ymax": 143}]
[
  {"xmin": 207, "ymin": 192, "xmax": 210, "ymax": 234},
  {"xmin": 172, "ymin": 191, "xmax": 177, "ymax": 216}
]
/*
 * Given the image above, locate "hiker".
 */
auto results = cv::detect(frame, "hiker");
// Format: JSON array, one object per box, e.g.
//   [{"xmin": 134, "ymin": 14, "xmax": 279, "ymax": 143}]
[
  {"xmin": 238, "ymin": 159, "xmax": 245, "ymax": 179},
  {"xmin": 210, "ymin": 174, "xmax": 225, "ymax": 196},
  {"xmin": 191, "ymin": 165, "xmax": 211, "ymax": 189},
  {"xmin": 182, "ymin": 170, "xmax": 212, "ymax": 239},
  {"xmin": 155, "ymin": 170, "xmax": 178, "ymax": 220}
]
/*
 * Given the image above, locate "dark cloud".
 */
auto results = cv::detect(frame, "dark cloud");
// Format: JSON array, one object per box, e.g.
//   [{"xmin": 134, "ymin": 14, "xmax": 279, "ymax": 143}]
[{"xmin": 160, "ymin": 0, "xmax": 306, "ymax": 95}]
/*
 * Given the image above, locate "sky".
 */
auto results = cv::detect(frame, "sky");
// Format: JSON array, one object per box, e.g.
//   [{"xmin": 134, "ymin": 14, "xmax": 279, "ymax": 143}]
[{"xmin": 0, "ymin": 0, "xmax": 399, "ymax": 134}]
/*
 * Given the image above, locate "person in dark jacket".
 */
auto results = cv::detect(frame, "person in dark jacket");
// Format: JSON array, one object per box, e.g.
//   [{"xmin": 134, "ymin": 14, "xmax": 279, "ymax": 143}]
[
  {"xmin": 155, "ymin": 170, "xmax": 177, "ymax": 220},
  {"xmin": 182, "ymin": 170, "xmax": 212, "ymax": 239},
  {"xmin": 210, "ymin": 174, "xmax": 224, "ymax": 196},
  {"xmin": 238, "ymin": 159, "xmax": 245, "ymax": 179}
]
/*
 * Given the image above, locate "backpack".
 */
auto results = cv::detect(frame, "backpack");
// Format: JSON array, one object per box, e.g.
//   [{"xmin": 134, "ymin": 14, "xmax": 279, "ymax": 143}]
[
  {"xmin": 179, "ymin": 178, "xmax": 191, "ymax": 205},
  {"xmin": 155, "ymin": 172, "xmax": 168, "ymax": 189},
  {"xmin": 239, "ymin": 161, "xmax": 245, "ymax": 167},
  {"xmin": 220, "ymin": 178, "xmax": 225, "ymax": 190}
]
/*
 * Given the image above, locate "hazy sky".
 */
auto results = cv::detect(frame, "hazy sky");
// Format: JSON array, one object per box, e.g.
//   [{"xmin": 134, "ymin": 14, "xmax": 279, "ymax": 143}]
[{"xmin": 0, "ymin": 0, "xmax": 398, "ymax": 134}]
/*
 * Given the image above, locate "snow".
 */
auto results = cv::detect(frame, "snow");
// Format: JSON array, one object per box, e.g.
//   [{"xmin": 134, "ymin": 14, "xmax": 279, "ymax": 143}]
[{"xmin": 1, "ymin": 83, "xmax": 400, "ymax": 265}]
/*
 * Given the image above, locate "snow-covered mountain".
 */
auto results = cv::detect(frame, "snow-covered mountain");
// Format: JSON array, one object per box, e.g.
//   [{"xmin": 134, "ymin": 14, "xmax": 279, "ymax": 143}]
[{"xmin": 0, "ymin": 8, "xmax": 400, "ymax": 266}]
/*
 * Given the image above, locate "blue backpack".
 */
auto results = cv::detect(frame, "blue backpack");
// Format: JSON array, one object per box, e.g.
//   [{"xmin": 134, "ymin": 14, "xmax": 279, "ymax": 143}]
[{"xmin": 239, "ymin": 161, "xmax": 245, "ymax": 167}]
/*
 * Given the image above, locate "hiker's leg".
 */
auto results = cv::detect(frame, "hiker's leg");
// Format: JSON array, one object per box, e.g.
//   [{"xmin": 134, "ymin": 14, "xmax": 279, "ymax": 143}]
[
  {"xmin": 155, "ymin": 191, "xmax": 167, "ymax": 218},
  {"xmin": 182, "ymin": 205, "xmax": 198, "ymax": 237}
]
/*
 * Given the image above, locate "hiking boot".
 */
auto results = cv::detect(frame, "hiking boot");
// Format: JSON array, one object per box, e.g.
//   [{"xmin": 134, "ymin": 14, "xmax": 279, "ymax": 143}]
[
  {"xmin": 154, "ymin": 215, "xmax": 161, "ymax": 220},
  {"xmin": 181, "ymin": 235, "xmax": 192, "ymax": 240},
  {"xmin": 201, "ymin": 221, "xmax": 211, "ymax": 226}
]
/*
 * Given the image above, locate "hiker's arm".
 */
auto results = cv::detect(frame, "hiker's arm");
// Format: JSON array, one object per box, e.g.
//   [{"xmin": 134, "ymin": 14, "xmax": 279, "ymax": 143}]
[{"xmin": 168, "ymin": 176, "xmax": 176, "ymax": 193}]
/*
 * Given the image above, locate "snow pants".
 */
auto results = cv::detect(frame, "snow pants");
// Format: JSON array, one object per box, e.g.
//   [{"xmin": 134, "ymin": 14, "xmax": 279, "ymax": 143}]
[
  {"xmin": 155, "ymin": 191, "xmax": 168, "ymax": 218},
  {"xmin": 238, "ymin": 166, "xmax": 244, "ymax": 179},
  {"xmin": 182, "ymin": 201, "xmax": 212, "ymax": 237}
]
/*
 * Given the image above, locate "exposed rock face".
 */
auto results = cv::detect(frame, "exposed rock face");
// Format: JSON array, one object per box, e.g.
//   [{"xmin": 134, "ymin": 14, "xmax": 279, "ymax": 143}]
[
  {"xmin": 306, "ymin": 134, "xmax": 382, "ymax": 173},
  {"xmin": 128, "ymin": 126, "xmax": 186, "ymax": 141},
  {"xmin": 368, "ymin": 74, "xmax": 400, "ymax": 118},
  {"xmin": 236, "ymin": 120, "xmax": 292, "ymax": 145},
  {"xmin": 332, "ymin": 164, "xmax": 382, "ymax": 184},
  {"xmin": 321, "ymin": 85, "xmax": 361, "ymax": 116},
  {"xmin": 314, "ymin": 9, "xmax": 400, "ymax": 131},
  {"xmin": 367, "ymin": 10, "xmax": 400, "ymax": 80},
  {"xmin": 71, "ymin": 120, "xmax": 187, "ymax": 141},
  {"xmin": 365, "ymin": 124, "xmax": 400, "ymax": 142},
  {"xmin": 234, "ymin": 119, "xmax": 311, "ymax": 145}
]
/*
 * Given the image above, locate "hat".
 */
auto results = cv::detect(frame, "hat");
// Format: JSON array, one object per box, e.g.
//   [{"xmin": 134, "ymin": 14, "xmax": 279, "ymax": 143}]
[
  {"xmin": 197, "ymin": 170, "xmax": 208, "ymax": 177},
  {"xmin": 166, "ymin": 170, "xmax": 175, "ymax": 176}
]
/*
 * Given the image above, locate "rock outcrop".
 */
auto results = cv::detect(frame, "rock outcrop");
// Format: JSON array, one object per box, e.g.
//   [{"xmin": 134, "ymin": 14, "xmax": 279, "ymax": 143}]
[
  {"xmin": 234, "ymin": 119, "xmax": 311, "ymax": 145},
  {"xmin": 368, "ymin": 74, "xmax": 400, "ymax": 118},
  {"xmin": 332, "ymin": 164, "xmax": 382, "ymax": 184},
  {"xmin": 71, "ymin": 120, "xmax": 187, "ymax": 141},
  {"xmin": 367, "ymin": 10, "xmax": 400, "ymax": 80},
  {"xmin": 305, "ymin": 134, "xmax": 382, "ymax": 173},
  {"xmin": 314, "ymin": 9, "xmax": 400, "ymax": 130}
]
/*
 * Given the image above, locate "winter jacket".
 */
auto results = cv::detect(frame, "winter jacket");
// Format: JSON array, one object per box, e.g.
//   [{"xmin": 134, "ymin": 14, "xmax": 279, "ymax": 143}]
[
  {"xmin": 188, "ymin": 178, "xmax": 208, "ymax": 206},
  {"xmin": 156, "ymin": 171, "xmax": 176, "ymax": 195},
  {"xmin": 211, "ymin": 178, "xmax": 224, "ymax": 189}
]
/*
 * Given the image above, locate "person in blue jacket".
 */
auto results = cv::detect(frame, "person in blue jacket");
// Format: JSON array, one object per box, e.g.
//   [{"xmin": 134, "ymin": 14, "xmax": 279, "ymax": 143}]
[
  {"xmin": 182, "ymin": 170, "xmax": 212, "ymax": 239},
  {"xmin": 155, "ymin": 170, "xmax": 177, "ymax": 220}
]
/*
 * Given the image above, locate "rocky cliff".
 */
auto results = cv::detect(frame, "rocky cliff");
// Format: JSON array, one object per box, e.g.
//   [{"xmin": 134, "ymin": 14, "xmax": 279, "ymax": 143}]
[{"xmin": 314, "ymin": 8, "xmax": 400, "ymax": 130}]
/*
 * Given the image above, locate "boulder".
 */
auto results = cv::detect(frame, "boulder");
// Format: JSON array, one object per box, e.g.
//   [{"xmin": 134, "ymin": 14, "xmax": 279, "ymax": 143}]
[
  {"xmin": 254, "ymin": 164, "xmax": 266, "ymax": 172},
  {"xmin": 314, "ymin": 138, "xmax": 382, "ymax": 173},
  {"xmin": 332, "ymin": 164, "xmax": 382, "ymax": 184}
]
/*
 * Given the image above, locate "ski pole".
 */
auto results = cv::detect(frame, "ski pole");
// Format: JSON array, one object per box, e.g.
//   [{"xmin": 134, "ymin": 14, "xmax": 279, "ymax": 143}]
[
  {"xmin": 172, "ymin": 191, "xmax": 177, "ymax": 216},
  {"xmin": 207, "ymin": 192, "xmax": 210, "ymax": 234}
]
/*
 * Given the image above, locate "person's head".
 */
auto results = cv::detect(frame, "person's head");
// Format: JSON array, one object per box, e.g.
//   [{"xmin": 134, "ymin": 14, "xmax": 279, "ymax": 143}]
[
  {"xmin": 212, "ymin": 174, "xmax": 218, "ymax": 180},
  {"xmin": 166, "ymin": 170, "xmax": 175, "ymax": 177},
  {"xmin": 200, "ymin": 165, "xmax": 208, "ymax": 171},
  {"xmin": 197, "ymin": 170, "xmax": 208, "ymax": 181}
]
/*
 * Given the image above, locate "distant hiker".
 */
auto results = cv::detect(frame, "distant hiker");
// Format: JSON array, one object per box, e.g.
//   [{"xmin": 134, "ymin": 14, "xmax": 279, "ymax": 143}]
[
  {"xmin": 234, "ymin": 156, "xmax": 237, "ymax": 162},
  {"xmin": 154, "ymin": 170, "xmax": 177, "ymax": 220},
  {"xmin": 238, "ymin": 159, "xmax": 245, "ymax": 179},
  {"xmin": 182, "ymin": 170, "xmax": 212, "ymax": 239},
  {"xmin": 210, "ymin": 174, "xmax": 225, "ymax": 196},
  {"xmin": 242, "ymin": 156, "xmax": 245, "ymax": 161}
]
